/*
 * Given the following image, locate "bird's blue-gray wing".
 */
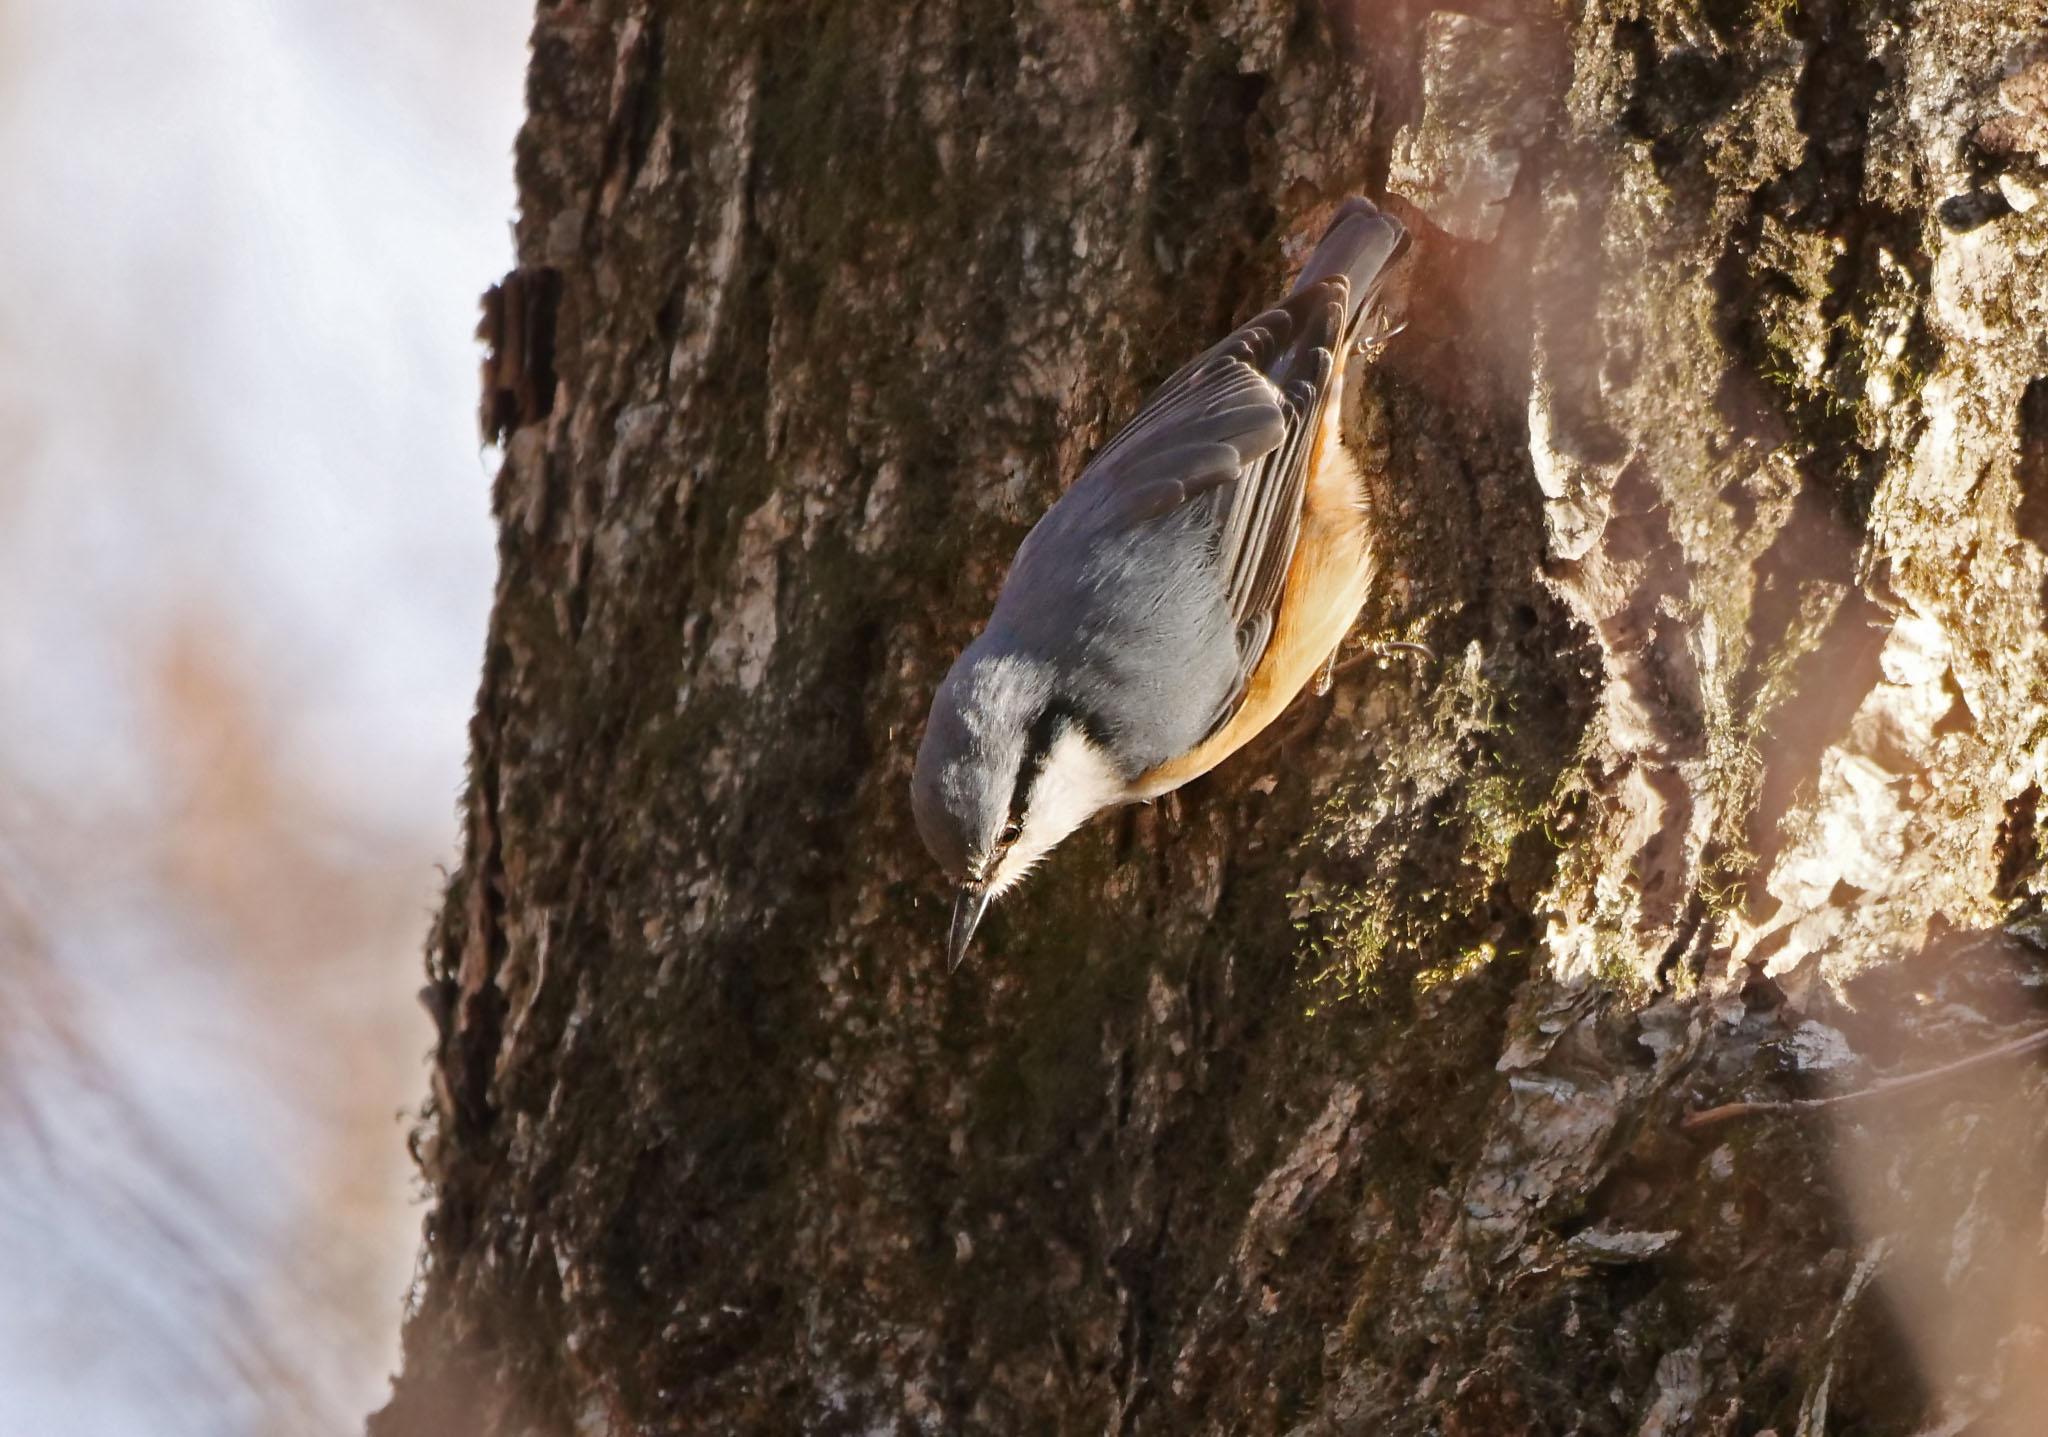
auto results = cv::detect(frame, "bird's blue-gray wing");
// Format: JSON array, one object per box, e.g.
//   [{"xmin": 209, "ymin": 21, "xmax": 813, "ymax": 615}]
[
  {"xmin": 1052, "ymin": 293, "xmax": 1347, "ymax": 696},
  {"xmin": 995, "ymin": 201, "xmax": 1406, "ymax": 762},
  {"xmin": 1078, "ymin": 199, "xmax": 1407, "ymax": 694}
]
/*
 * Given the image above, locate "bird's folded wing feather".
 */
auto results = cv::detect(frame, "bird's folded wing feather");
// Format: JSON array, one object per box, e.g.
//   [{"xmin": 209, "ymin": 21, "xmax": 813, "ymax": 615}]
[{"xmin": 1083, "ymin": 288, "xmax": 1350, "ymax": 698}]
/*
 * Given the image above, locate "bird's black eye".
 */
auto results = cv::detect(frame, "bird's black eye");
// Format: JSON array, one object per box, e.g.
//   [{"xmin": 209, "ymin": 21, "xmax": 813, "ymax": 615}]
[{"xmin": 998, "ymin": 820, "xmax": 1023, "ymax": 847}]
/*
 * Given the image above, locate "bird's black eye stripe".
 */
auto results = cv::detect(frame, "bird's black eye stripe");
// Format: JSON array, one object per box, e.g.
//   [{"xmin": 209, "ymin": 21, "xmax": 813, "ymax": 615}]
[{"xmin": 1004, "ymin": 699, "xmax": 1111, "ymax": 839}]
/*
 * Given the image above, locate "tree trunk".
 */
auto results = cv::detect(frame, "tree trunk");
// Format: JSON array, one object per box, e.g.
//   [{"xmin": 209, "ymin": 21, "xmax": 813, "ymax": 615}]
[{"xmin": 374, "ymin": 0, "xmax": 2048, "ymax": 1432}]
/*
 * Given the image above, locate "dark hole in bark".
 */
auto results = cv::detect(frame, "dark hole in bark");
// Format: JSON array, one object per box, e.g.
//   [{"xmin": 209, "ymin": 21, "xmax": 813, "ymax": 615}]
[
  {"xmin": 1995, "ymin": 783, "xmax": 2041, "ymax": 900},
  {"xmin": 2014, "ymin": 377, "xmax": 2048, "ymax": 553},
  {"xmin": 1930, "ymin": 675, "xmax": 1975, "ymax": 739},
  {"xmin": 1937, "ymin": 188, "xmax": 2015, "ymax": 232}
]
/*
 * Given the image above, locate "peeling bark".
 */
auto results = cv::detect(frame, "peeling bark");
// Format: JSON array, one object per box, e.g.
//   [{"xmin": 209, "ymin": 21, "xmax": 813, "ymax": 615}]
[{"xmin": 376, "ymin": 1, "xmax": 2048, "ymax": 1433}]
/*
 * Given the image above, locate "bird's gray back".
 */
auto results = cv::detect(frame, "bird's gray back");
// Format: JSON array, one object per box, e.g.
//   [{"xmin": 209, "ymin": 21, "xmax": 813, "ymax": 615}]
[
  {"xmin": 980, "ymin": 482, "xmax": 1241, "ymax": 778},
  {"xmin": 951, "ymin": 199, "xmax": 1407, "ymax": 783}
]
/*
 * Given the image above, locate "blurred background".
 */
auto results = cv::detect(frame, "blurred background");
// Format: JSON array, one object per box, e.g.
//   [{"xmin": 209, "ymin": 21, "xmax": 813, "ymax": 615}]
[{"xmin": 0, "ymin": 0, "xmax": 528, "ymax": 1431}]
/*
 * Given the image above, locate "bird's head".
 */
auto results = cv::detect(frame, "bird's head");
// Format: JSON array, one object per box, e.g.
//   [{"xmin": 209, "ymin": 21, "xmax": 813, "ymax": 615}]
[{"xmin": 911, "ymin": 646, "xmax": 1126, "ymax": 969}]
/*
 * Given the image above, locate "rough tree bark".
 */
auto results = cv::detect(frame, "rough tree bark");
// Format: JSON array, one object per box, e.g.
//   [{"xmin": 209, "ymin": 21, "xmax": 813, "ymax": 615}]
[{"xmin": 375, "ymin": 0, "xmax": 2048, "ymax": 1432}]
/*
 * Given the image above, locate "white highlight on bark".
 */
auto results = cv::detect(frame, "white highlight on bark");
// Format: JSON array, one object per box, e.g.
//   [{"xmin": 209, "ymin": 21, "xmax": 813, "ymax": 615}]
[
  {"xmin": 1389, "ymin": 12, "xmax": 1544, "ymax": 245},
  {"xmin": 1759, "ymin": 616, "xmax": 1959, "ymax": 968},
  {"xmin": 668, "ymin": 54, "xmax": 758, "ymax": 396},
  {"xmin": 1527, "ymin": 374, "xmax": 1619, "ymax": 564},
  {"xmin": 705, "ymin": 490, "xmax": 794, "ymax": 692},
  {"xmin": 1634, "ymin": 1345, "xmax": 1703, "ymax": 1437}
]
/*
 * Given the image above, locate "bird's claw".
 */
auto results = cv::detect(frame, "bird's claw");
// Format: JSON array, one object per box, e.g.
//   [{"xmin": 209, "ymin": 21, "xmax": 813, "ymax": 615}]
[{"xmin": 1354, "ymin": 318, "xmax": 1408, "ymax": 359}]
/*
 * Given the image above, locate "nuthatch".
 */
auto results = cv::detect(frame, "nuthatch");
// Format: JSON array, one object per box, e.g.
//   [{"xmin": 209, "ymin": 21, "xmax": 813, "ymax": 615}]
[{"xmin": 912, "ymin": 197, "xmax": 1408, "ymax": 968}]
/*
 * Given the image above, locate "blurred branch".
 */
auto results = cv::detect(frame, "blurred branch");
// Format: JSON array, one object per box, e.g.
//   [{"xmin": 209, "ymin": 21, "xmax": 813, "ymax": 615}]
[{"xmin": 1681, "ymin": 1026, "xmax": 2048, "ymax": 1131}]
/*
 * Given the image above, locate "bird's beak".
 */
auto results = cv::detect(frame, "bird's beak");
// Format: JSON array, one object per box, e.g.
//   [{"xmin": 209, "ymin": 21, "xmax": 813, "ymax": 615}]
[{"xmin": 948, "ymin": 882, "xmax": 992, "ymax": 972}]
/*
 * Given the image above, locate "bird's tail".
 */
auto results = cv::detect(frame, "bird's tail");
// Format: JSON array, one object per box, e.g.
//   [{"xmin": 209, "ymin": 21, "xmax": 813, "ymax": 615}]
[{"xmin": 1288, "ymin": 197, "xmax": 1407, "ymax": 341}]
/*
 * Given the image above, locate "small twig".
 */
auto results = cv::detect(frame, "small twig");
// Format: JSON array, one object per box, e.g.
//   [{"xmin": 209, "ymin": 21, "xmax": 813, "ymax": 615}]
[
  {"xmin": 1332, "ymin": 639, "xmax": 1437, "ymax": 678},
  {"xmin": 1679, "ymin": 1024, "xmax": 2048, "ymax": 1132}
]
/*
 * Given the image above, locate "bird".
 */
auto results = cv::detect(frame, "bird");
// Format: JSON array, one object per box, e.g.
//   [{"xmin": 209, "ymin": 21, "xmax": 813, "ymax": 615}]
[{"xmin": 911, "ymin": 196, "xmax": 1408, "ymax": 970}]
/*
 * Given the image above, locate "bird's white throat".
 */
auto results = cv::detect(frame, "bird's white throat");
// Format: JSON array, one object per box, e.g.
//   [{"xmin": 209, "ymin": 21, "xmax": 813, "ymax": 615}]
[{"xmin": 987, "ymin": 725, "xmax": 1129, "ymax": 898}]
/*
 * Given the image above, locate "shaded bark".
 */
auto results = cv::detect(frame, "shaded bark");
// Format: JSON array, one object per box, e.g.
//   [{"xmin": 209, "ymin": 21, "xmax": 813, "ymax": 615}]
[{"xmin": 377, "ymin": 0, "xmax": 2048, "ymax": 1432}]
